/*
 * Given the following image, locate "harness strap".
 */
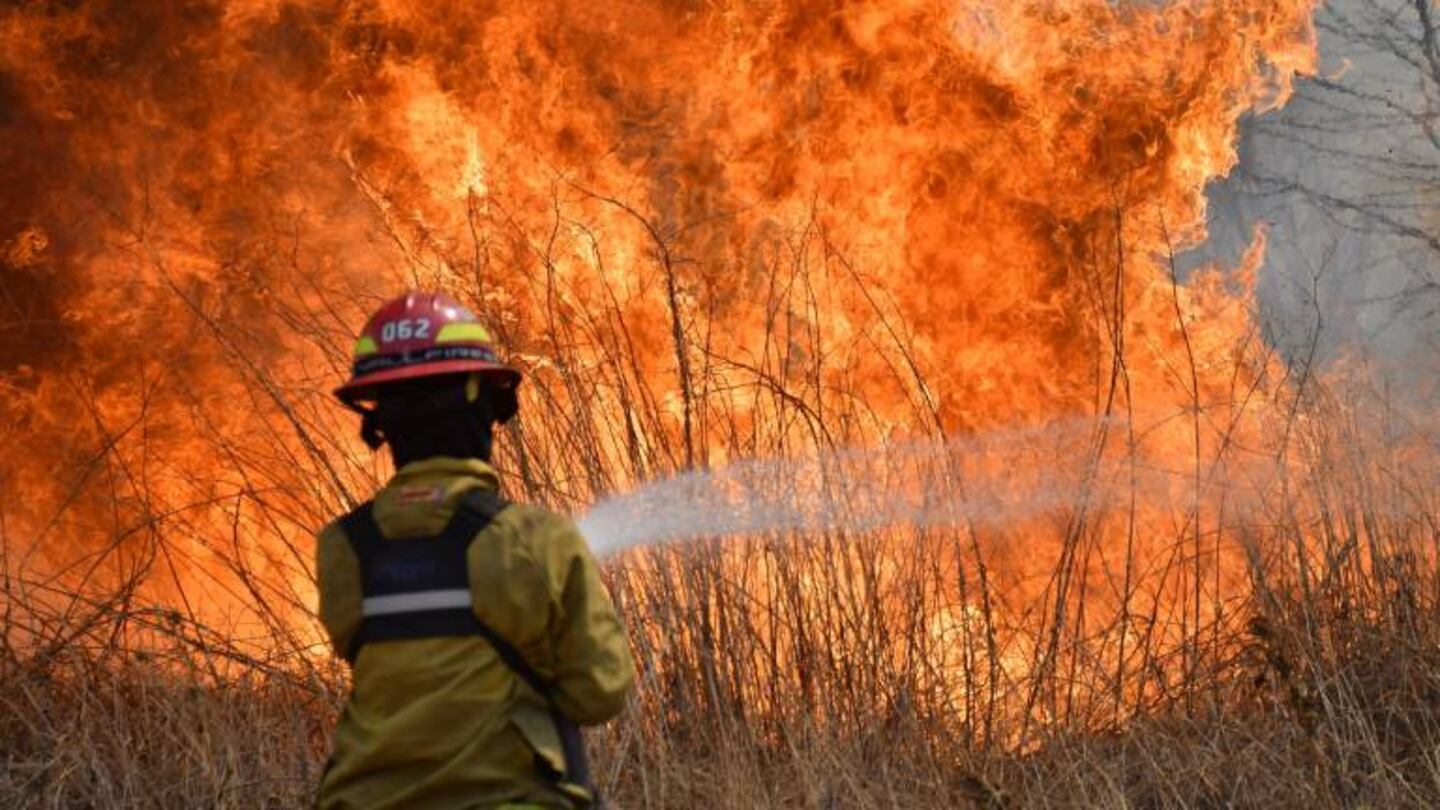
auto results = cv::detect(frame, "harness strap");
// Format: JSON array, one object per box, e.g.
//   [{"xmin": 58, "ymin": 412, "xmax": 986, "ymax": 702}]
[
  {"xmin": 338, "ymin": 488, "xmax": 595, "ymax": 798},
  {"xmin": 339, "ymin": 491, "xmax": 499, "ymax": 661},
  {"xmin": 444, "ymin": 493, "xmax": 596, "ymax": 797}
]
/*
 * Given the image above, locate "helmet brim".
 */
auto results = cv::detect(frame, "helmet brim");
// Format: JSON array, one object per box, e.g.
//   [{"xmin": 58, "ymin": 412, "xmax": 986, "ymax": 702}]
[{"xmin": 334, "ymin": 359, "xmax": 521, "ymax": 405}]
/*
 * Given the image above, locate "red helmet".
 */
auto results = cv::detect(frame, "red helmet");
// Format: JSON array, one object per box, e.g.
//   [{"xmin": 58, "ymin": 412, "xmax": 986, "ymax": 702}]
[{"xmin": 334, "ymin": 290, "xmax": 520, "ymax": 405}]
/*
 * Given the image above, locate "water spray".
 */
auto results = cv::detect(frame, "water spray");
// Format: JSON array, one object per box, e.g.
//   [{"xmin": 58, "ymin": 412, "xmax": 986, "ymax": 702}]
[{"xmin": 577, "ymin": 417, "xmax": 1163, "ymax": 557}]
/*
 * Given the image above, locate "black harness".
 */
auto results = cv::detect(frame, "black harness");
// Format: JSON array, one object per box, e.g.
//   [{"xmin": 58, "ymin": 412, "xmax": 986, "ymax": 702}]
[{"xmin": 339, "ymin": 489, "xmax": 594, "ymax": 796}]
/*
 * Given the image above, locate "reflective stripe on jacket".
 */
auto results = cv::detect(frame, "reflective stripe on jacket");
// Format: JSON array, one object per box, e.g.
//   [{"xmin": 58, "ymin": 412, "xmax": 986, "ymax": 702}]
[{"xmin": 316, "ymin": 457, "xmax": 635, "ymax": 809}]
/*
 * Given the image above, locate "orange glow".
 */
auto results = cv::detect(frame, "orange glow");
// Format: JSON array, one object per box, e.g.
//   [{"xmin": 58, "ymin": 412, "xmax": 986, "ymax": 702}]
[{"xmin": 0, "ymin": 0, "xmax": 1332, "ymax": 715}]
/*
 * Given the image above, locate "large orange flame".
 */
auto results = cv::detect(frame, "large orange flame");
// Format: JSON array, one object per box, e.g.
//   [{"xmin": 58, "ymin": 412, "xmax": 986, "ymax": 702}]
[{"xmin": 0, "ymin": 1, "xmax": 1324, "ymax": 700}]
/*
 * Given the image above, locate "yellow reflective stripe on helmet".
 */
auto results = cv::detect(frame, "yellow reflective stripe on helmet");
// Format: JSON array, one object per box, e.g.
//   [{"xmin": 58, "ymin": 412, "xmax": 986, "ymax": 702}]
[
  {"xmin": 436, "ymin": 323, "xmax": 492, "ymax": 343},
  {"xmin": 353, "ymin": 335, "xmax": 379, "ymax": 356}
]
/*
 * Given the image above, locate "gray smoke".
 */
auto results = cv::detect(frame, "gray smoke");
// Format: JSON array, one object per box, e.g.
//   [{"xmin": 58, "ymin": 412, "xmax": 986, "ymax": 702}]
[{"xmin": 1183, "ymin": 0, "xmax": 1440, "ymax": 376}]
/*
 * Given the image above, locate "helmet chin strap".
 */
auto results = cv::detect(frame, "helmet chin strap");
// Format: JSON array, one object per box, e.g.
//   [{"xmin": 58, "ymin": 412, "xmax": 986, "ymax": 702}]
[
  {"xmin": 467, "ymin": 373, "xmax": 519, "ymax": 425},
  {"xmin": 359, "ymin": 408, "xmax": 386, "ymax": 450},
  {"xmin": 340, "ymin": 399, "xmax": 388, "ymax": 450}
]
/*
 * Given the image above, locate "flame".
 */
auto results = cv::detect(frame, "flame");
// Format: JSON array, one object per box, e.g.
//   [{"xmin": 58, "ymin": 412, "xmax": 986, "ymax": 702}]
[{"xmin": 0, "ymin": 0, "xmax": 1334, "ymax": 721}]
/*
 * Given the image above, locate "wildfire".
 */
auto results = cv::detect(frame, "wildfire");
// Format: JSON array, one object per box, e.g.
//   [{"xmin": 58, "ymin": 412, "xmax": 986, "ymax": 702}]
[{"xmin": 0, "ymin": 0, "xmax": 1326, "ymax": 723}]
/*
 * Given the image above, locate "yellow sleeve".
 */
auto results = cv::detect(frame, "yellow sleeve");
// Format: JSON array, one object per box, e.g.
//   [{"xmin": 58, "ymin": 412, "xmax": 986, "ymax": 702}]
[
  {"xmin": 316, "ymin": 521, "xmax": 363, "ymax": 658},
  {"xmin": 536, "ymin": 514, "xmax": 636, "ymax": 725}
]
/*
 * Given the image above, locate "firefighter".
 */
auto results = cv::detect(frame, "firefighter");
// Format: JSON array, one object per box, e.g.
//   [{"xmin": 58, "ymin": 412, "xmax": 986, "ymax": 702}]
[{"xmin": 315, "ymin": 291, "xmax": 635, "ymax": 809}]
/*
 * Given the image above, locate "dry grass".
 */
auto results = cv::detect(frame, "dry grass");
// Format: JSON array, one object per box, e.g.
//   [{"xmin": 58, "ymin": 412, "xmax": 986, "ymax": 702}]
[
  {"xmin": 4, "ymin": 373, "xmax": 1438, "ymax": 808},
  {"xmin": 8, "ymin": 552, "xmax": 1440, "ymax": 809}
]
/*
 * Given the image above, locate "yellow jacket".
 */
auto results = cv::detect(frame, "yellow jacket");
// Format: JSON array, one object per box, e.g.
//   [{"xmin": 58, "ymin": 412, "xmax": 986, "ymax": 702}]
[{"xmin": 316, "ymin": 458, "xmax": 635, "ymax": 809}]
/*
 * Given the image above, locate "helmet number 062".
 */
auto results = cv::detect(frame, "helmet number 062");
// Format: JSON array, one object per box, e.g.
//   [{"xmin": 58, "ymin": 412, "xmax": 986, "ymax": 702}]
[{"xmin": 380, "ymin": 318, "xmax": 432, "ymax": 343}]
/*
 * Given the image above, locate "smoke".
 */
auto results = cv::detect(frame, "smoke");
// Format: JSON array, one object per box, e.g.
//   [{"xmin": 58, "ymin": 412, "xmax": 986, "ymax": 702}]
[{"xmin": 1186, "ymin": 0, "xmax": 1440, "ymax": 383}]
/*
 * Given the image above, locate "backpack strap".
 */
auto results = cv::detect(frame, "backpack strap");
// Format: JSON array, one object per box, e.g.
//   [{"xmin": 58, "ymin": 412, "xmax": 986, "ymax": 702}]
[
  {"xmin": 339, "ymin": 489, "xmax": 595, "ymax": 795},
  {"xmin": 340, "ymin": 488, "xmax": 508, "ymax": 662},
  {"xmin": 443, "ymin": 491, "xmax": 596, "ymax": 796}
]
